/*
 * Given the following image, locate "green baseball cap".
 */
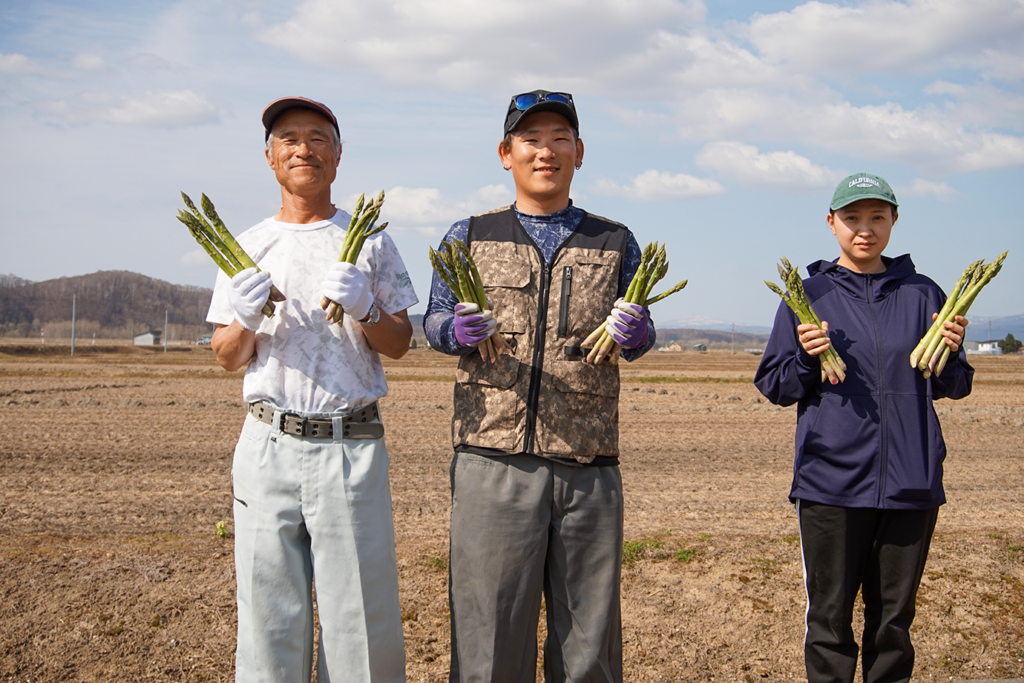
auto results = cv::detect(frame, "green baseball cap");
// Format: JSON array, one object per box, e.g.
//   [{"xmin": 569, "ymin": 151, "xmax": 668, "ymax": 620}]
[{"xmin": 830, "ymin": 172, "xmax": 899, "ymax": 210}]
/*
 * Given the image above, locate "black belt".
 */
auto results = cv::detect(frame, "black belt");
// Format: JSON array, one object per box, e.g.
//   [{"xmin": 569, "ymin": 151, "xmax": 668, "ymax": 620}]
[{"xmin": 248, "ymin": 401, "xmax": 384, "ymax": 440}]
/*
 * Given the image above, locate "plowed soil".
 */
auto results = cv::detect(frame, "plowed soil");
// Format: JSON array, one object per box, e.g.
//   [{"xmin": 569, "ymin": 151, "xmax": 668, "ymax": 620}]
[{"xmin": 1, "ymin": 346, "xmax": 1022, "ymax": 682}]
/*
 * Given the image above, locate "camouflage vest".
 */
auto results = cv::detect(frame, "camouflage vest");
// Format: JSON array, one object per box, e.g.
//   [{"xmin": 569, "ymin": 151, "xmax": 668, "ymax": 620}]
[{"xmin": 452, "ymin": 206, "xmax": 629, "ymax": 463}]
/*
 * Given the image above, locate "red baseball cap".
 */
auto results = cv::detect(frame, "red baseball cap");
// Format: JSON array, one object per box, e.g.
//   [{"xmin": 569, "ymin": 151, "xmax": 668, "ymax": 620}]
[{"xmin": 261, "ymin": 97, "xmax": 339, "ymax": 141}]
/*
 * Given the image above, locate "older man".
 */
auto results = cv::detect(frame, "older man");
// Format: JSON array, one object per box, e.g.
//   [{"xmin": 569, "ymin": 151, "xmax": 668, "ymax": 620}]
[
  {"xmin": 206, "ymin": 97, "xmax": 417, "ymax": 682},
  {"xmin": 424, "ymin": 90, "xmax": 656, "ymax": 683}
]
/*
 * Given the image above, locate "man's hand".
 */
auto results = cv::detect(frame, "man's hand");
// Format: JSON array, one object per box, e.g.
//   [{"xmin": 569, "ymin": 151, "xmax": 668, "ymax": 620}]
[
  {"xmin": 321, "ymin": 262, "xmax": 373, "ymax": 321},
  {"xmin": 797, "ymin": 321, "xmax": 831, "ymax": 356},
  {"xmin": 228, "ymin": 268, "xmax": 273, "ymax": 331},
  {"xmin": 453, "ymin": 302, "xmax": 497, "ymax": 348},
  {"xmin": 604, "ymin": 299, "xmax": 649, "ymax": 350}
]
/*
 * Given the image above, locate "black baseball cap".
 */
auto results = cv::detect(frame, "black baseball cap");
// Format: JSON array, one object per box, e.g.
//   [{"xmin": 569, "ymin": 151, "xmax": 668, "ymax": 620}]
[
  {"xmin": 262, "ymin": 97, "xmax": 340, "ymax": 141},
  {"xmin": 503, "ymin": 90, "xmax": 579, "ymax": 137}
]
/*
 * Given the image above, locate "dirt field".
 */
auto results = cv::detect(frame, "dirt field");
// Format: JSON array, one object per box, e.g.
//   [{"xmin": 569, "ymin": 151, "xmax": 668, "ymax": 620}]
[{"xmin": 1, "ymin": 345, "xmax": 1022, "ymax": 682}]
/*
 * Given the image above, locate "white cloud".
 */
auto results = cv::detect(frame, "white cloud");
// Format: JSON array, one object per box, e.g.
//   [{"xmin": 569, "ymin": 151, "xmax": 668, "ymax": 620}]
[
  {"xmin": 341, "ymin": 184, "xmax": 515, "ymax": 236},
  {"xmin": 106, "ymin": 91, "xmax": 218, "ymax": 127},
  {"xmin": 248, "ymin": 0, "xmax": 1024, "ymax": 175},
  {"xmin": 666, "ymin": 90, "xmax": 1024, "ymax": 174},
  {"xmin": 179, "ymin": 248, "xmax": 213, "ymax": 267},
  {"xmin": 695, "ymin": 141, "xmax": 840, "ymax": 190},
  {"xmin": 0, "ymin": 52, "xmax": 47, "ymax": 75},
  {"xmin": 72, "ymin": 53, "xmax": 106, "ymax": 71},
  {"xmin": 593, "ymin": 170, "xmax": 724, "ymax": 201},
  {"xmin": 257, "ymin": 0, "xmax": 707, "ymax": 91},
  {"xmin": 746, "ymin": 0, "xmax": 1024, "ymax": 77},
  {"xmin": 896, "ymin": 178, "xmax": 959, "ymax": 202},
  {"xmin": 34, "ymin": 90, "xmax": 220, "ymax": 128}
]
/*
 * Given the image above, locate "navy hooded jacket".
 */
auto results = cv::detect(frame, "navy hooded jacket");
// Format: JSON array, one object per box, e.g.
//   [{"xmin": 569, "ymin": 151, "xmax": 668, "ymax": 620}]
[{"xmin": 754, "ymin": 254, "xmax": 974, "ymax": 510}]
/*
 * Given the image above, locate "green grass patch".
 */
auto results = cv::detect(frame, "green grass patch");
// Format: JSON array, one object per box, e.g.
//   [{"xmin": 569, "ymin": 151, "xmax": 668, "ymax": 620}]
[
  {"xmin": 622, "ymin": 537, "xmax": 666, "ymax": 567},
  {"xmin": 674, "ymin": 547, "xmax": 699, "ymax": 563},
  {"xmin": 425, "ymin": 556, "xmax": 447, "ymax": 571}
]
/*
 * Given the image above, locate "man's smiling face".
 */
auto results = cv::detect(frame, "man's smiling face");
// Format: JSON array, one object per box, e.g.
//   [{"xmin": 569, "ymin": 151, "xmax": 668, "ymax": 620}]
[
  {"xmin": 499, "ymin": 110, "xmax": 584, "ymax": 215},
  {"xmin": 265, "ymin": 108, "xmax": 341, "ymax": 198}
]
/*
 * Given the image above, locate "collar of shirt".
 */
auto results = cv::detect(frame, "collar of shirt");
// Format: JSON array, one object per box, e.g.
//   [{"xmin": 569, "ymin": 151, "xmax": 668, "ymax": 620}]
[{"xmin": 513, "ymin": 201, "xmax": 585, "ymax": 264}]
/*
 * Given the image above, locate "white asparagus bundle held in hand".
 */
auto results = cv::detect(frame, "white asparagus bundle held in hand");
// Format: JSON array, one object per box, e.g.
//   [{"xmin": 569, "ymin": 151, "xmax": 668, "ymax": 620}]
[
  {"xmin": 321, "ymin": 191, "xmax": 389, "ymax": 325},
  {"xmin": 580, "ymin": 241, "xmax": 688, "ymax": 365},
  {"xmin": 765, "ymin": 257, "xmax": 847, "ymax": 385},
  {"xmin": 910, "ymin": 250, "xmax": 1008, "ymax": 378},
  {"xmin": 177, "ymin": 192, "xmax": 285, "ymax": 318},
  {"xmin": 429, "ymin": 240, "xmax": 512, "ymax": 363}
]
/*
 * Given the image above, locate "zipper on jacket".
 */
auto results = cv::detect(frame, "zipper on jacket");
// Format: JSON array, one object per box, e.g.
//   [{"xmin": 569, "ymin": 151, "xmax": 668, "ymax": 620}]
[
  {"xmin": 523, "ymin": 261, "xmax": 552, "ymax": 454},
  {"xmin": 866, "ymin": 274, "xmax": 889, "ymax": 507},
  {"xmin": 557, "ymin": 266, "xmax": 573, "ymax": 338}
]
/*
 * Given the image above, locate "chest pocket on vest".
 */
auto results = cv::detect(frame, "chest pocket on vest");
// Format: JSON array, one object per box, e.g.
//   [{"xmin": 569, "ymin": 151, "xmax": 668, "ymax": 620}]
[
  {"xmin": 480, "ymin": 259, "xmax": 531, "ymax": 336},
  {"xmin": 562, "ymin": 253, "xmax": 619, "ymax": 340}
]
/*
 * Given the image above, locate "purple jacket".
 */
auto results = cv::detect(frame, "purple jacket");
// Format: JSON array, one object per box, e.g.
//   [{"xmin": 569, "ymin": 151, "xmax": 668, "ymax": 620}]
[{"xmin": 754, "ymin": 254, "xmax": 973, "ymax": 510}]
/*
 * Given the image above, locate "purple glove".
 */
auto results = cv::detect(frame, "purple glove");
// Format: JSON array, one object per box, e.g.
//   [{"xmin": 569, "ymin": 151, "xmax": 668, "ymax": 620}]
[
  {"xmin": 604, "ymin": 298, "xmax": 649, "ymax": 349},
  {"xmin": 454, "ymin": 302, "xmax": 497, "ymax": 347}
]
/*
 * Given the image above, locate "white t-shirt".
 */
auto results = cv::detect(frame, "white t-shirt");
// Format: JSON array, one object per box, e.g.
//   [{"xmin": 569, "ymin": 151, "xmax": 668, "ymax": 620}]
[{"xmin": 206, "ymin": 211, "xmax": 419, "ymax": 413}]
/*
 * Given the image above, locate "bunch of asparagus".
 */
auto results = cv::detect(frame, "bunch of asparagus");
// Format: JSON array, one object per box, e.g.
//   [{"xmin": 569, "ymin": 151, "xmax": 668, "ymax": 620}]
[
  {"xmin": 320, "ymin": 191, "xmax": 389, "ymax": 325},
  {"xmin": 429, "ymin": 240, "xmax": 511, "ymax": 363},
  {"xmin": 910, "ymin": 251, "xmax": 1008, "ymax": 378},
  {"xmin": 581, "ymin": 242, "xmax": 688, "ymax": 365},
  {"xmin": 765, "ymin": 257, "xmax": 847, "ymax": 384},
  {"xmin": 177, "ymin": 192, "xmax": 285, "ymax": 318}
]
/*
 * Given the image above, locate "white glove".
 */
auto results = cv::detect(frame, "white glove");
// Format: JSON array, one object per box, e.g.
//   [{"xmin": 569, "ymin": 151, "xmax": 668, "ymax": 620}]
[
  {"xmin": 228, "ymin": 268, "xmax": 273, "ymax": 331},
  {"xmin": 321, "ymin": 262, "xmax": 373, "ymax": 321}
]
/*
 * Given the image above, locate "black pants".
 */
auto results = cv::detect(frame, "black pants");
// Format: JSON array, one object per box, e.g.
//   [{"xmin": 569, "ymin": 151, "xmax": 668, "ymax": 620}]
[{"xmin": 797, "ymin": 501, "xmax": 939, "ymax": 683}]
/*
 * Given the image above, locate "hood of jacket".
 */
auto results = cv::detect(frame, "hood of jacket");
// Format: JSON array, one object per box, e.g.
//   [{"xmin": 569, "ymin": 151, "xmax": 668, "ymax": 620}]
[{"xmin": 805, "ymin": 253, "xmax": 917, "ymax": 304}]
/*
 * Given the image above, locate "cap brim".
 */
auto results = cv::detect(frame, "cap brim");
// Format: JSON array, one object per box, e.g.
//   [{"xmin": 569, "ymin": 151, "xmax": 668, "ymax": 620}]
[
  {"xmin": 831, "ymin": 193, "xmax": 899, "ymax": 210},
  {"xmin": 262, "ymin": 98, "xmax": 339, "ymax": 140}
]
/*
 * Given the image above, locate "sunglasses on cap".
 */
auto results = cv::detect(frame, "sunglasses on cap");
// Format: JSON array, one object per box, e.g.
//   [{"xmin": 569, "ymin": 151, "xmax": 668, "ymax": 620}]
[{"xmin": 511, "ymin": 92, "xmax": 574, "ymax": 111}]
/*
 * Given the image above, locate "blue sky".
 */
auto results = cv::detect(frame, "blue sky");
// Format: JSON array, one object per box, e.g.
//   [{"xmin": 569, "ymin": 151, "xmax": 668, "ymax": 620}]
[{"xmin": 2, "ymin": 0, "xmax": 1022, "ymax": 329}]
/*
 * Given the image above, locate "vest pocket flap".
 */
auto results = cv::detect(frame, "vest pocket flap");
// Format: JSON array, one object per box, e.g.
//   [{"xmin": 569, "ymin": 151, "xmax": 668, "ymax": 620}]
[
  {"xmin": 456, "ymin": 352, "xmax": 522, "ymax": 389},
  {"xmin": 572, "ymin": 252, "xmax": 619, "ymax": 268},
  {"xmin": 549, "ymin": 359, "xmax": 619, "ymax": 398},
  {"xmin": 479, "ymin": 259, "xmax": 532, "ymax": 289}
]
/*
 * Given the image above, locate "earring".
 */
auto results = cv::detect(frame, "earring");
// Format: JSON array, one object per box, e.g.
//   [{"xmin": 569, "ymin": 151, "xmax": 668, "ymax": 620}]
[
  {"xmin": 575, "ymin": 162, "xmax": 582, "ymax": 170},
  {"xmin": 504, "ymin": 165, "xmax": 511, "ymax": 171}
]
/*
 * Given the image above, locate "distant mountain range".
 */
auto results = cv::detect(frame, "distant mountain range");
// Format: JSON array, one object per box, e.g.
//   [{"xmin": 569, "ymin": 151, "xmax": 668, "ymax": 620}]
[
  {"xmin": 0, "ymin": 271, "xmax": 213, "ymax": 333},
  {"xmin": 1, "ymin": 272, "xmax": 1020, "ymax": 343}
]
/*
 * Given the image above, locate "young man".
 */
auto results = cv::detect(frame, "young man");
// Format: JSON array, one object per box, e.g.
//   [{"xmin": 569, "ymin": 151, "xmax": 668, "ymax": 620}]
[
  {"xmin": 206, "ymin": 97, "xmax": 417, "ymax": 682},
  {"xmin": 754, "ymin": 173, "xmax": 973, "ymax": 683},
  {"xmin": 423, "ymin": 90, "xmax": 656, "ymax": 683}
]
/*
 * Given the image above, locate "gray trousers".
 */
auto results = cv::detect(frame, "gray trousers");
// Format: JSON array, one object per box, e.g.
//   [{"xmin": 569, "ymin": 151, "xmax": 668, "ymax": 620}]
[
  {"xmin": 448, "ymin": 452, "xmax": 624, "ymax": 683},
  {"xmin": 797, "ymin": 501, "xmax": 939, "ymax": 683},
  {"xmin": 232, "ymin": 411, "xmax": 405, "ymax": 683}
]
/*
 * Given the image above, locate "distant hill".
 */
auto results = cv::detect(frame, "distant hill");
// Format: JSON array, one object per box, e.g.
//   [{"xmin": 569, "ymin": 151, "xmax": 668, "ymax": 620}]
[{"xmin": 0, "ymin": 271, "xmax": 213, "ymax": 337}]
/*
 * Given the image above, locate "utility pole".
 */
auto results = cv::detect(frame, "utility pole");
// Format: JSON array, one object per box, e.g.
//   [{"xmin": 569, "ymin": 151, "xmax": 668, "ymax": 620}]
[
  {"xmin": 164, "ymin": 310, "xmax": 168, "ymax": 353},
  {"xmin": 731, "ymin": 322, "xmax": 736, "ymax": 355},
  {"xmin": 71, "ymin": 294, "xmax": 76, "ymax": 357}
]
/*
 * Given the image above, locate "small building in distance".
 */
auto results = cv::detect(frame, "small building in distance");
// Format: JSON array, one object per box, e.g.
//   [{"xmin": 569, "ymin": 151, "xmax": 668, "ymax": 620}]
[
  {"xmin": 133, "ymin": 330, "xmax": 162, "ymax": 346},
  {"xmin": 964, "ymin": 340, "xmax": 1001, "ymax": 355},
  {"xmin": 692, "ymin": 343, "xmax": 708, "ymax": 352},
  {"xmin": 659, "ymin": 341, "xmax": 683, "ymax": 352}
]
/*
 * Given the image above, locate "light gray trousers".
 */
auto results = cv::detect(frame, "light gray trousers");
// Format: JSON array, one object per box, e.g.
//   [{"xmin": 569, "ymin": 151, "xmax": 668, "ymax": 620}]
[
  {"xmin": 448, "ymin": 452, "xmax": 624, "ymax": 683},
  {"xmin": 232, "ymin": 411, "xmax": 405, "ymax": 683}
]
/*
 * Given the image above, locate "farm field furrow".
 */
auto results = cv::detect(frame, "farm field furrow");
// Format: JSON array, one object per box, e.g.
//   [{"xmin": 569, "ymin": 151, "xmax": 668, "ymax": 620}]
[{"xmin": 1, "ymin": 347, "xmax": 1022, "ymax": 682}]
